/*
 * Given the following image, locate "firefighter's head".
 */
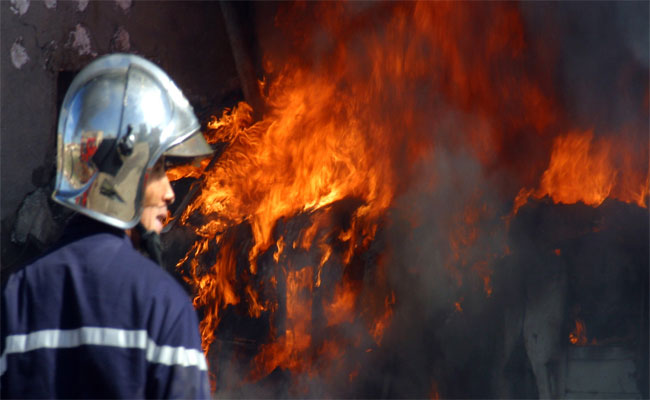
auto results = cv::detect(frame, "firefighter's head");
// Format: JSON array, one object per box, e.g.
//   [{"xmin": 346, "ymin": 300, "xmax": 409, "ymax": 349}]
[{"xmin": 52, "ymin": 53, "xmax": 212, "ymax": 230}]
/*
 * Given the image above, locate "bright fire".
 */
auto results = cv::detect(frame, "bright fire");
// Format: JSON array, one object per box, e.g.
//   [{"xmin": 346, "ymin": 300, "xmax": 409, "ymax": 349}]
[
  {"xmin": 166, "ymin": 1, "xmax": 648, "ymax": 395},
  {"xmin": 513, "ymin": 130, "xmax": 649, "ymax": 214}
]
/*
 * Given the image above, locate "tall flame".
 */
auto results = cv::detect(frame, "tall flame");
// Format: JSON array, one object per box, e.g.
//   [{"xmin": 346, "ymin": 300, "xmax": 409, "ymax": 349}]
[{"xmin": 167, "ymin": 1, "xmax": 648, "ymax": 394}]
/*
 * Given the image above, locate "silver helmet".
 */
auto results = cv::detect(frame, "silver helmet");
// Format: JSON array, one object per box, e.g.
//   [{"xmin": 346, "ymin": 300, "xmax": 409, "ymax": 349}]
[{"xmin": 52, "ymin": 53, "xmax": 212, "ymax": 229}]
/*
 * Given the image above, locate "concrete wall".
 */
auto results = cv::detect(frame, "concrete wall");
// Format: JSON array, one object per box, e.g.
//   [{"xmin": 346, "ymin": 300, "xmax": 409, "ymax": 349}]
[{"xmin": 1, "ymin": 0, "xmax": 241, "ymax": 267}]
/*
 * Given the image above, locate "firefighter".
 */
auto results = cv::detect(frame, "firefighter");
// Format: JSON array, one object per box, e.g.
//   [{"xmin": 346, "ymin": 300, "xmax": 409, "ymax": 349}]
[{"xmin": 1, "ymin": 54, "xmax": 212, "ymax": 398}]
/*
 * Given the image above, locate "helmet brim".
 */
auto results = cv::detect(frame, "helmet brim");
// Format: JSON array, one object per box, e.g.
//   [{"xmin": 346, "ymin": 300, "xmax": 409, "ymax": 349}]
[{"xmin": 164, "ymin": 130, "xmax": 213, "ymax": 158}]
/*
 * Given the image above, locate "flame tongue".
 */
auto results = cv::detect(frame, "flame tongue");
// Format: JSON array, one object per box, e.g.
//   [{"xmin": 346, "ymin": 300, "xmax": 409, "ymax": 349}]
[{"xmin": 540, "ymin": 131, "xmax": 617, "ymax": 207}]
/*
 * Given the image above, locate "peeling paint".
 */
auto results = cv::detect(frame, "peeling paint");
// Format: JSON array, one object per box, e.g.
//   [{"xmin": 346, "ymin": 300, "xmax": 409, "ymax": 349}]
[
  {"xmin": 10, "ymin": 38, "xmax": 30, "ymax": 69},
  {"xmin": 10, "ymin": 0, "xmax": 30, "ymax": 16},
  {"xmin": 111, "ymin": 26, "xmax": 131, "ymax": 52},
  {"xmin": 44, "ymin": 0, "xmax": 56, "ymax": 9},
  {"xmin": 68, "ymin": 24, "xmax": 96, "ymax": 57},
  {"xmin": 77, "ymin": 0, "xmax": 88, "ymax": 12},
  {"xmin": 115, "ymin": 0, "xmax": 131, "ymax": 12}
]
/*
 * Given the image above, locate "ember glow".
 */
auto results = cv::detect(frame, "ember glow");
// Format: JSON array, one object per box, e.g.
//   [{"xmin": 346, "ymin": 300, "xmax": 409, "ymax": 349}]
[{"xmin": 168, "ymin": 1, "xmax": 648, "ymax": 397}]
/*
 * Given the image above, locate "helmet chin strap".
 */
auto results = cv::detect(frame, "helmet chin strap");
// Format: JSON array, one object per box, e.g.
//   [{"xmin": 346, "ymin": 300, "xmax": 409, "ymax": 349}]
[{"xmin": 133, "ymin": 223, "xmax": 163, "ymax": 266}]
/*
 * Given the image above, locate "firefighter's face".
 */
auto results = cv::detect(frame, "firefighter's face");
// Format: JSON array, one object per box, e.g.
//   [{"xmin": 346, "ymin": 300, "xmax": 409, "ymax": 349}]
[{"xmin": 141, "ymin": 159, "xmax": 175, "ymax": 234}]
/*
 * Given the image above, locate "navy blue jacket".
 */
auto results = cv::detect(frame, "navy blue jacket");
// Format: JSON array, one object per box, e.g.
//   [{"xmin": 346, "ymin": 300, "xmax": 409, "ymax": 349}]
[{"xmin": 1, "ymin": 218, "xmax": 210, "ymax": 398}]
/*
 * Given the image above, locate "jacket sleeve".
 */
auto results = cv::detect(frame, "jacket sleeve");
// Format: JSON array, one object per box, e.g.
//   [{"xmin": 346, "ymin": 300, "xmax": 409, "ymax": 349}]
[{"xmin": 145, "ymin": 283, "xmax": 211, "ymax": 399}]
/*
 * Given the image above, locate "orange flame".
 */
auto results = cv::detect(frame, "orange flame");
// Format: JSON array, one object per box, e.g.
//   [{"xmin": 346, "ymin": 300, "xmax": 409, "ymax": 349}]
[
  {"xmin": 165, "ymin": 1, "xmax": 647, "ymax": 393},
  {"xmin": 175, "ymin": 1, "xmax": 530, "ymax": 382},
  {"xmin": 513, "ymin": 130, "xmax": 649, "ymax": 214},
  {"xmin": 324, "ymin": 280, "xmax": 357, "ymax": 327},
  {"xmin": 569, "ymin": 319, "xmax": 588, "ymax": 346},
  {"xmin": 370, "ymin": 292, "xmax": 396, "ymax": 346},
  {"xmin": 430, "ymin": 381, "xmax": 441, "ymax": 400},
  {"xmin": 190, "ymin": 237, "xmax": 240, "ymax": 354},
  {"xmin": 250, "ymin": 266, "xmax": 314, "ymax": 380},
  {"xmin": 540, "ymin": 130, "xmax": 617, "ymax": 206}
]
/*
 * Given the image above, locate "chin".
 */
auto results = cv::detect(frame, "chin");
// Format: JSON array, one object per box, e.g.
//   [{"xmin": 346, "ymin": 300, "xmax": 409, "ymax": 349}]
[
  {"xmin": 141, "ymin": 215, "xmax": 164, "ymax": 234},
  {"xmin": 149, "ymin": 221, "xmax": 163, "ymax": 235}
]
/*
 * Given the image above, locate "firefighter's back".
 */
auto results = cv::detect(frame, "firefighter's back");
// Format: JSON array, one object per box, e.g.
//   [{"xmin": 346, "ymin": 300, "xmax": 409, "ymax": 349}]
[{"xmin": 0, "ymin": 218, "xmax": 209, "ymax": 398}]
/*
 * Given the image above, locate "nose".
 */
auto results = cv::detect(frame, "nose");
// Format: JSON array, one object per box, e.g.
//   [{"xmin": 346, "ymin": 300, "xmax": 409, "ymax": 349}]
[{"xmin": 162, "ymin": 175, "xmax": 175, "ymax": 206}]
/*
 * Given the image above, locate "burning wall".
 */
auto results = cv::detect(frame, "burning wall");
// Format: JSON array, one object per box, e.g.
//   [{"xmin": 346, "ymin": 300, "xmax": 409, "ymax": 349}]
[{"xmin": 163, "ymin": 1, "xmax": 649, "ymax": 398}]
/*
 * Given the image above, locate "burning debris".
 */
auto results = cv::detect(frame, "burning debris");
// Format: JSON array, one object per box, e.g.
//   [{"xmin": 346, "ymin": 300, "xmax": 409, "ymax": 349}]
[{"xmin": 162, "ymin": 1, "xmax": 647, "ymax": 398}]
